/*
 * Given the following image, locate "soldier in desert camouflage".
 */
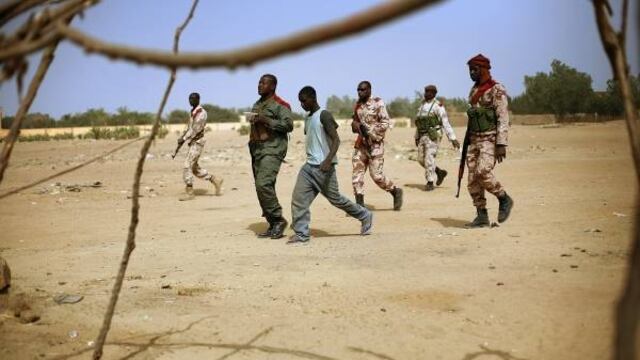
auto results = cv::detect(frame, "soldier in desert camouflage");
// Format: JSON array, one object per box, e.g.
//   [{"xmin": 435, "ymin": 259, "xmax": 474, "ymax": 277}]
[
  {"xmin": 351, "ymin": 81, "xmax": 403, "ymax": 210},
  {"xmin": 414, "ymin": 84, "xmax": 460, "ymax": 191},
  {"xmin": 464, "ymin": 54, "xmax": 514, "ymax": 227},
  {"xmin": 178, "ymin": 92, "xmax": 223, "ymax": 200}
]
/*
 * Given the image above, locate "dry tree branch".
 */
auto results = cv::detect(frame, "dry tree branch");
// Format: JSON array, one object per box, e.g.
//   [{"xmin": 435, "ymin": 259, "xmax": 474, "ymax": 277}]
[
  {"xmin": 592, "ymin": 1, "xmax": 640, "ymax": 359},
  {"xmin": 0, "ymin": 0, "xmax": 98, "ymax": 61},
  {"xmin": 0, "ymin": 0, "xmax": 63, "ymax": 28},
  {"xmin": 0, "ymin": 136, "xmax": 144, "ymax": 200},
  {"xmin": 91, "ymin": 1, "xmax": 199, "ymax": 359},
  {"xmin": 0, "ymin": 20, "xmax": 72, "ymax": 183},
  {"xmin": 55, "ymin": 0, "xmax": 443, "ymax": 69}
]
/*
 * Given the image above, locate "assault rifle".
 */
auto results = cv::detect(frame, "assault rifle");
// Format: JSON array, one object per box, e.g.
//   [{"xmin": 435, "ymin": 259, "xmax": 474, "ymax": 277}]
[{"xmin": 456, "ymin": 130, "xmax": 470, "ymax": 198}]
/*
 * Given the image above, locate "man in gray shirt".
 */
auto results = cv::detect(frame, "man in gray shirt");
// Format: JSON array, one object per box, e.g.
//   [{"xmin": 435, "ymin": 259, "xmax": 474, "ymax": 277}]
[{"xmin": 288, "ymin": 86, "xmax": 373, "ymax": 244}]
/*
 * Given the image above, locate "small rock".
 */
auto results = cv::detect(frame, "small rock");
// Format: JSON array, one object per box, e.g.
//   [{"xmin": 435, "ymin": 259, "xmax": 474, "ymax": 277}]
[
  {"xmin": 57, "ymin": 281, "xmax": 67, "ymax": 286},
  {"xmin": 570, "ymin": 265, "xmax": 579, "ymax": 269},
  {"xmin": 161, "ymin": 284, "xmax": 171, "ymax": 289},
  {"xmin": 180, "ymin": 229, "xmax": 186, "ymax": 233},
  {"xmin": 19, "ymin": 309, "xmax": 40, "ymax": 324},
  {"xmin": 560, "ymin": 254, "xmax": 572, "ymax": 257},
  {"xmin": 53, "ymin": 294, "xmax": 84, "ymax": 304},
  {"xmin": 380, "ymin": 308, "xmax": 387, "ymax": 312},
  {"xmin": 584, "ymin": 228, "xmax": 602, "ymax": 233},
  {"xmin": 68, "ymin": 330, "xmax": 79, "ymax": 339},
  {"xmin": 613, "ymin": 212, "xmax": 627, "ymax": 217},
  {"xmin": 552, "ymin": 269, "xmax": 558, "ymax": 273},
  {"xmin": 496, "ymin": 282, "xmax": 504, "ymax": 286}
]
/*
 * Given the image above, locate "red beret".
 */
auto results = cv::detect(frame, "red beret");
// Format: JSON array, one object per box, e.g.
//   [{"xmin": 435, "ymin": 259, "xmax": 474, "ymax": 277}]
[{"xmin": 467, "ymin": 54, "xmax": 491, "ymax": 69}]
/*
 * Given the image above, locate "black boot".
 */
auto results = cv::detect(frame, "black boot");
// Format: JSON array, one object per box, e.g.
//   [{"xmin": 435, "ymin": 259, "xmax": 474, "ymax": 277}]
[
  {"xmin": 425, "ymin": 181, "xmax": 435, "ymax": 191},
  {"xmin": 435, "ymin": 167, "xmax": 447, "ymax": 186},
  {"xmin": 391, "ymin": 187, "xmax": 403, "ymax": 211},
  {"xmin": 497, "ymin": 192, "xmax": 514, "ymax": 223},
  {"xmin": 257, "ymin": 223, "xmax": 274, "ymax": 238},
  {"xmin": 270, "ymin": 218, "xmax": 288, "ymax": 239},
  {"xmin": 465, "ymin": 208, "xmax": 490, "ymax": 228},
  {"xmin": 355, "ymin": 194, "xmax": 364, "ymax": 207}
]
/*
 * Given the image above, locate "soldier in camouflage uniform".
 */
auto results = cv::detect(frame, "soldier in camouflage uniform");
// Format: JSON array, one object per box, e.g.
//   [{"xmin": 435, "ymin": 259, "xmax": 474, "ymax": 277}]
[
  {"xmin": 351, "ymin": 81, "xmax": 403, "ymax": 210},
  {"xmin": 248, "ymin": 74, "xmax": 294, "ymax": 239},
  {"xmin": 179, "ymin": 92, "xmax": 223, "ymax": 200},
  {"xmin": 414, "ymin": 84, "xmax": 460, "ymax": 191},
  {"xmin": 464, "ymin": 54, "xmax": 514, "ymax": 228}
]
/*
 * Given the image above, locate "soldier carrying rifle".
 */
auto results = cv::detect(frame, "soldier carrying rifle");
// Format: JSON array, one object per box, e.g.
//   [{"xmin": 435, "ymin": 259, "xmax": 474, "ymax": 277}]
[
  {"xmin": 176, "ymin": 92, "xmax": 223, "ymax": 200},
  {"xmin": 462, "ymin": 54, "xmax": 514, "ymax": 228},
  {"xmin": 350, "ymin": 81, "xmax": 403, "ymax": 210}
]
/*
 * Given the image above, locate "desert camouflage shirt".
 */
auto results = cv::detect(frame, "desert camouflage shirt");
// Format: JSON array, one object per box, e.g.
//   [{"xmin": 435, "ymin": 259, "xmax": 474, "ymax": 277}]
[
  {"xmin": 468, "ymin": 81, "xmax": 510, "ymax": 145},
  {"xmin": 354, "ymin": 96, "xmax": 390, "ymax": 144},
  {"xmin": 182, "ymin": 105, "xmax": 207, "ymax": 145}
]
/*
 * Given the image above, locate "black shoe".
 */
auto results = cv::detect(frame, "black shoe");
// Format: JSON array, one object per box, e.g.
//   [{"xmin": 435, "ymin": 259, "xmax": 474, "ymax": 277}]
[
  {"xmin": 465, "ymin": 208, "xmax": 490, "ymax": 228},
  {"xmin": 270, "ymin": 219, "xmax": 288, "ymax": 239},
  {"xmin": 257, "ymin": 223, "xmax": 274, "ymax": 238},
  {"xmin": 355, "ymin": 194, "xmax": 364, "ymax": 207},
  {"xmin": 497, "ymin": 193, "xmax": 514, "ymax": 223},
  {"xmin": 435, "ymin": 167, "xmax": 447, "ymax": 186},
  {"xmin": 425, "ymin": 182, "xmax": 435, "ymax": 191},
  {"xmin": 391, "ymin": 187, "xmax": 403, "ymax": 211}
]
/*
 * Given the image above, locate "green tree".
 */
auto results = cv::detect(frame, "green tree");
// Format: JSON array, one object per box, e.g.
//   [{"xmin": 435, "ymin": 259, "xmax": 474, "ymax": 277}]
[
  {"xmin": 512, "ymin": 60, "xmax": 594, "ymax": 116},
  {"xmin": 326, "ymin": 95, "xmax": 356, "ymax": 118},
  {"xmin": 201, "ymin": 103, "xmax": 239, "ymax": 122},
  {"xmin": 166, "ymin": 109, "xmax": 189, "ymax": 124}
]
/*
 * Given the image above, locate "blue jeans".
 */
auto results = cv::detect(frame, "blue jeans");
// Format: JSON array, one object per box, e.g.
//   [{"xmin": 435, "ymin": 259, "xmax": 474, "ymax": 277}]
[{"xmin": 291, "ymin": 163, "xmax": 369, "ymax": 240}]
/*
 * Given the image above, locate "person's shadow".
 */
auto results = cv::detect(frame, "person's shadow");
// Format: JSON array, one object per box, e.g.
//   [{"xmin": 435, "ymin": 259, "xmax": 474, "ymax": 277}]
[
  {"xmin": 404, "ymin": 183, "xmax": 426, "ymax": 191},
  {"xmin": 431, "ymin": 217, "xmax": 468, "ymax": 228}
]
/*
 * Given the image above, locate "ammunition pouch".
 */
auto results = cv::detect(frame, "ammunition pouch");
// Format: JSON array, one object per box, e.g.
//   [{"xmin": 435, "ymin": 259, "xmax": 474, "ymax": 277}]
[
  {"xmin": 415, "ymin": 114, "xmax": 441, "ymax": 141},
  {"xmin": 466, "ymin": 107, "xmax": 497, "ymax": 133}
]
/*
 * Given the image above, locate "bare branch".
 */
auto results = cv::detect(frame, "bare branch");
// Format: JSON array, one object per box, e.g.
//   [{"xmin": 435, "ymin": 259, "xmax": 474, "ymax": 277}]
[
  {"xmin": 91, "ymin": 1, "xmax": 200, "ymax": 359},
  {"xmin": 56, "ymin": 0, "xmax": 443, "ymax": 69},
  {"xmin": 0, "ymin": 0, "xmax": 58, "ymax": 28},
  {"xmin": 0, "ymin": 137, "xmax": 144, "ymax": 200},
  {"xmin": 592, "ymin": 1, "xmax": 640, "ymax": 359},
  {"xmin": 0, "ymin": 29, "xmax": 68, "ymax": 183}
]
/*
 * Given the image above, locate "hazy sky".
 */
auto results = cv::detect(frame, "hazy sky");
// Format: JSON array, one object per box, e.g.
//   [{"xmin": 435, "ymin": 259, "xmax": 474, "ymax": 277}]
[{"xmin": 0, "ymin": 0, "xmax": 638, "ymax": 118}]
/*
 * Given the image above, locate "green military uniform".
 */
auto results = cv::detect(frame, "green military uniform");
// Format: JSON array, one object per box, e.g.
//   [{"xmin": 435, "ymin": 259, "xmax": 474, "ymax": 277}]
[{"xmin": 249, "ymin": 94, "xmax": 294, "ymax": 224}]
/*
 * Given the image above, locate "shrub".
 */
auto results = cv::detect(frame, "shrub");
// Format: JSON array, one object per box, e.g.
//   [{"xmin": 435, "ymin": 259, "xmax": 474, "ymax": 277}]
[{"xmin": 237, "ymin": 125, "xmax": 250, "ymax": 136}]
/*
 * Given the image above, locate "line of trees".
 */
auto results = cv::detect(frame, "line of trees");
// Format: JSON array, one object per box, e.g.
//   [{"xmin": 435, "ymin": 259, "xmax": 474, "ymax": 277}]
[
  {"xmin": 1, "ymin": 104, "xmax": 241, "ymax": 129},
  {"xmin": 511, "ymin": 59, "xmax": 640, "ymax": 117},
  {"xmin": 3, "ymin": 59, "xmax": 637, "ymax": 130}
]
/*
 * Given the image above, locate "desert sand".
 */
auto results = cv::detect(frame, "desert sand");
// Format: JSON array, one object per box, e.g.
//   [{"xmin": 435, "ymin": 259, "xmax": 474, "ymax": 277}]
[{"xmin": 0, "ymin": 120, "xmax": 636, "ymax": 359}]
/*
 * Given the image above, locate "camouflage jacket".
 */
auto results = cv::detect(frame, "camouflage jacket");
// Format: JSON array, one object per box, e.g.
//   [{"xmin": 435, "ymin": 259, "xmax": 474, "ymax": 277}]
[
  {"xmin": 354, "ymin": 96, "xmax": 390, "ymax": 147},
  {"xmin": 249, "ymin": 94, "xmax": 294, "ymax": 159},
  {"xmin": 468, "ymin": 80, "xmax": 510, "ymax": 146}
]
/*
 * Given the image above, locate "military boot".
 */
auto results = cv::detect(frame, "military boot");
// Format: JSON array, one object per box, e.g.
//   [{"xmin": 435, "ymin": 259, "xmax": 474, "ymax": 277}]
[
  {"xmin": 435, "ymin": 167, "xmax": 448, "ymax": 186},
  {"xmin": 465, "ymin": 208, "xmax": 490, "ymax": 228},
  {"xmin": 210, "ymin": 176, "xmax": 224, "ymax": 196},
  {"xmin": 270, "ymin": 218, "xmax": 288, "ymax": 239},
  {"xmin": 179, "ymin": 185, "xmax": 195, "ymax": 201},
  {"xmin": 355, "ymin": 194, "xmax": 364, "ymax": 207},
  {"xmin": 497, "ymin": 192, "xmax": 514, "ymax": 223},
  {"xmin": 257, "ymin": 223, "xmax": 274, "ymax": 238},
  {"xmin": 425, "ymin": 182, "xmax": 435, "ymax": 191},
  {"xmin": 391, "ymin": 187, "xmax": 403, "ymax": 211}
]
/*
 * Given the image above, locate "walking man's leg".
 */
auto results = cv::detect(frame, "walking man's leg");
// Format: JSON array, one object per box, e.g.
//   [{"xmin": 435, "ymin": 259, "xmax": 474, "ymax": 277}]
[{"xmin": 290, "ymin": 164, "xmax": 320, "ymax": 242}]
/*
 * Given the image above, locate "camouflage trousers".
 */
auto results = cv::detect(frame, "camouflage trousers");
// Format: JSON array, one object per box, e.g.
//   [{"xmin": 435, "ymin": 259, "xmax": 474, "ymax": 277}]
[
  {"xmin": 352, "ymin": 142, "xmax": 395, "ymax": 195},
  {"xmin": 466, "ymin": 133, "xmax": 505, "ymax": 208},
  {"xmin": 416, "ymin": 134, "xmax": 440, "ymax": 182},
  {"xmin": 183, "ymin": 142, "xmax": 213, "ymax": 186}
]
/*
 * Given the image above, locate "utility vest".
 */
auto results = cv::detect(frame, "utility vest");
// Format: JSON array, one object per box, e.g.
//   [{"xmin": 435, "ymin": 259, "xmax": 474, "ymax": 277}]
[
  {"xmin": 466, "ymin": 107, "xmax": 497, "ymax": 133},
  {"xmin": 415, "ymin": 101, "xmax": 442, "ymax": 141}
]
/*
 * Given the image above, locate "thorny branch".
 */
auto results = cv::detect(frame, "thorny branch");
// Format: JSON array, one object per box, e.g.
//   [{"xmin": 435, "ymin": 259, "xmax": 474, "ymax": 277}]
[
  {"xmin": 91, "ymin": 0, "xmax": 200, "ymax": 359},
  {"xmin": 592, "ymin": 0, "xmax": 640, "ymax": 359},
  {"xmin": 0, "ymin": 16, "xmax": 75, "ymax": 184}
]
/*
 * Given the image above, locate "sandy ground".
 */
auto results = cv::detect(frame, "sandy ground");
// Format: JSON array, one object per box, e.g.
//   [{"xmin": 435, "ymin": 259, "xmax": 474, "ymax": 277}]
[{"xmin": 0, "ymin": 121, "xmax": 636, "ymax": 360}]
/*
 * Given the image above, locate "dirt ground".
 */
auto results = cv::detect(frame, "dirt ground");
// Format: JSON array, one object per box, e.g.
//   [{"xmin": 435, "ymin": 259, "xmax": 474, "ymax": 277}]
[{"xmin": 0, "ymin": 121, "xmax": 636, "ymax": 360}]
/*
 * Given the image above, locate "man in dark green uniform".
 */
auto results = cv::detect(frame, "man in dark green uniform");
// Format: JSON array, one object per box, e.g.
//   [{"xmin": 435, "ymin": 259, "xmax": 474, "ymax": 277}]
[{"xmin": 249, "ymin": 74, "xmax": 294, "ymax": 239}]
